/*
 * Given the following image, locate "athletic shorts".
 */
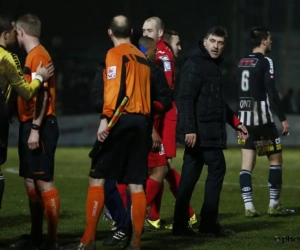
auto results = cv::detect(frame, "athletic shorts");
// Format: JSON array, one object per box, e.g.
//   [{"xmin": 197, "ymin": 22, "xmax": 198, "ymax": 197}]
[
  {"xmin": 19, "ymin": 115, "xmax": 59, "ymax": 180},
  {"xmin": 148, "ymin": 144, "xmax": 167, "ymax": 168},
  {"xmin": 161, "ymin": 103, "xmax": 177, "ymax": 158},
  {"xmin": 90, "ymin": 114, "xmax": 150, "ymax": 185},
  {"xmin": 238, "ymin": 123, "xmax": 282, "ymax": 156},
  {"xmin": 147, "ymin": 113, "xmax": 166, "ymax": 168}
]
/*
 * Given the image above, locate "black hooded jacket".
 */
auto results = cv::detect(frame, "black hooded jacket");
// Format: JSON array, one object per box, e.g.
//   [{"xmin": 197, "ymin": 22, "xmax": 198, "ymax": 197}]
[{"xmin": 176, "ymin": 42, "xmax": 240, "ymax": 148}]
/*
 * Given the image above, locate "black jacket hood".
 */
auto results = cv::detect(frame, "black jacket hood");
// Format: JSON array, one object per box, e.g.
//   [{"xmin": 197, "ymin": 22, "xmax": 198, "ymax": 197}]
[{"xmin": 186, "ymin": 41, "xmax": 223, "ymax": 64}]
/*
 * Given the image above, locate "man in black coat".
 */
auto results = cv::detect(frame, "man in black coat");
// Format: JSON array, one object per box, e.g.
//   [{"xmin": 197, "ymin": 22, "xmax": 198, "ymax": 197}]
[{"xmin": 172, "ymin": 26, "xmax": 248, "ymax": 236}]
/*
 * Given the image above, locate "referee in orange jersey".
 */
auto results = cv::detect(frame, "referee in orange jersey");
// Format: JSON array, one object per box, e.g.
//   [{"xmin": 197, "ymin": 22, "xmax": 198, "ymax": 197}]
[{"xmin": 70, "ymin": 15, "xmax": 152, "ymax": 250}]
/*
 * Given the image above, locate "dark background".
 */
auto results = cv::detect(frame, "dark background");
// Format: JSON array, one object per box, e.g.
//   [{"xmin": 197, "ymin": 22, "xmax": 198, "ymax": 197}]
[{"xmin": 1, "ymin": 0, "xmax": 300, "ymax": 115}]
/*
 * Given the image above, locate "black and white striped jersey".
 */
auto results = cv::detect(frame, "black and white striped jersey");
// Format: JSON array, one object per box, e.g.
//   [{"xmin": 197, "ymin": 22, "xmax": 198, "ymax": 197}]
[{"xmin": 235, "ymin": 53, "xmax": 286, "ymax": 127}]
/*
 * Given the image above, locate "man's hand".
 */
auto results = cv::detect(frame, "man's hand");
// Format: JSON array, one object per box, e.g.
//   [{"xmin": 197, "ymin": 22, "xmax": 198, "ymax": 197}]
[
  {"xmin": 185, "ymin": 133, "xmax": 197, "ymax": 147},
  {"xmin": 36, "ymin": 61, "xmax": 55, "ymax": 82},
  {"xmin": 97, "ymin": 118, "xmax": 109, "ymax": 142},
  {"xmin": 28, "ymin": 129, "xmax": 40, "ymax": 150},
  {"xmin": 152, "ymin": 128, "xmax": 161, "ymax": 151},
  {"xmin": 281, "ymin": 120, "xmax": 290, "ymax": 136},
  {"xmin": 236, "ymin": 124, "xmax": 248, "ymax": 140}
]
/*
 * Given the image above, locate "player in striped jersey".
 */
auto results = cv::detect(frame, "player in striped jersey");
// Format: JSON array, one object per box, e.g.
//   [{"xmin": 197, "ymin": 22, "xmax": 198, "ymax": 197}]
[{"xmin": 236, "ymin": 26, "xmax": 294, "ymax": 217}]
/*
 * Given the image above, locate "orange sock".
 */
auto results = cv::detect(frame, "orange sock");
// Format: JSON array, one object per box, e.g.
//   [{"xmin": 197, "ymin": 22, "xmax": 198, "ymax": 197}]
[
  {"xmin": 130, "ymin": 192, "xmax": 146, "ymax": 248},
  {"xmin": 81, "ymin": 186, "xmax": 104, "ymax": 245},
  {"xmin": 41, "ymin": 188, "xmax": 60, "ymax": 242},
  {"xmin": 27, "ymin": 189, "xmax": 44, "ymax": 240}
]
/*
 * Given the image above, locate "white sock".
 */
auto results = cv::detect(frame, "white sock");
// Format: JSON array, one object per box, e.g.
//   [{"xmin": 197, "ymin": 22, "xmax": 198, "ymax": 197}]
[
  {"xmin": 245, "ymin": 202, "xmax": 254, "ymax": 211},
  {"xmin": 269, "ymin": 199, "xmax": 279, "ymax": 208}
]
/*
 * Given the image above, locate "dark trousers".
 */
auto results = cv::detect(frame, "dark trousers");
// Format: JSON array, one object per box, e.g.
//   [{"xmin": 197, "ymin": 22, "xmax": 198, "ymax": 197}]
[
  {"xmin": 173, "ymin": 146, "xmax": 226, "ymax": 226},
  {"xmin": 104, "ymin": 179, "xmax": 131, "ymax": 234}
]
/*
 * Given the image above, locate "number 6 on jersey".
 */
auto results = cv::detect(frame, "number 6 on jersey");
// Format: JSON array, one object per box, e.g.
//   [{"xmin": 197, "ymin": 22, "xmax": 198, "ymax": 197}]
[{"xmin": 241, "ymin": 70, "xmax": 250, "ymax": 91}]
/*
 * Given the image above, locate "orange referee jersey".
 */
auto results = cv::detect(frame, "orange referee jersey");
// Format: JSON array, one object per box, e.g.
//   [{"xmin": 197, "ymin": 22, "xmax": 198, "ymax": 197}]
[
  {"xmin": 103, "ymin": 43, "xmax": 151, "ymax": 118},
  {"xmin": 18, "ymin": 44, "xmax": 55, "ymax": 122}
]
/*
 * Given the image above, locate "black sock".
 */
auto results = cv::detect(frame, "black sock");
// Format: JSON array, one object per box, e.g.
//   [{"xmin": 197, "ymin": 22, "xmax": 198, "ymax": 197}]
[
  {"xmin": 239, "ymin": 170, "xmax": 253, "ymax": 210},
  {"xmin": 268, "ymin": 165, "xmax": 282, "ymax": 206},
  {"xmin": 0, "ymin": 174, "xmax": 4, "ymax": 210}
]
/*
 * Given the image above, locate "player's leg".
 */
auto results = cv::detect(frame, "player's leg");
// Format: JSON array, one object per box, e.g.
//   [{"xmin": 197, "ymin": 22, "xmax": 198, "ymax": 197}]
[
  {"xmin": 73, "ymin": 123, "xmax": 129, "ymax": 250},
  {"xmin": 173, "ymin": 145, "xmax": 203, "ymax": 236},
  {"xmin": 144, "ymin": 161, "xmax": 168, "ymax": 231},
  {"xmin": 123, "ymin": 116, "xmax": 149, "ymax": 250},
  {"xmin": 78, "ymin": 177, "xmax": 105, "ymax": 249},
  {"xmin": 240, "ymin": 149, "xmax": 258, "ymax": 216},
  {"xmin": 10, "ymin": 121, "xmax": 45, "ymax": 249},
  {"xmin": 143, "ymin": 136, "xmax": 168, "ymax": 230},
  {"xmin": 147, "ymin": 181, "xmax": 164, "ymax": 228},
  {"xmin": 102, "ymin": 179, "xmax": 130, "ymax": 246},
  {"xmin": 266, "ymin": 126, "xmax": 294, "ymax": 216},
  {"xmin": 238, "ymin": 131, "xmax": 259, "ymax": 217},
  {"xmin": 31, "ymin": 116, "xmax": 60, "ymax": 249},
  {"xmin": 117, "ymin": 183, "xmax": 128, "ymax": 207}
]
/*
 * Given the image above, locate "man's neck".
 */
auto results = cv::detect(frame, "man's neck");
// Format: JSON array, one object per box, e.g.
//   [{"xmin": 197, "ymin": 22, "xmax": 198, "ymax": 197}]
[
  {"xmin": 252, "ymin": 47, "xmax": 265, "ymax": 55},
  {"xmin": 24, "ymin": 37, "xmax": 40, "ymax": 53},
  {"xmin": 113, "ymin": 38, "xmax": 131, "ymax": 47},
  {"xmin": 0, "ymin": 39, "xmax": 6, "ymax": 49}
]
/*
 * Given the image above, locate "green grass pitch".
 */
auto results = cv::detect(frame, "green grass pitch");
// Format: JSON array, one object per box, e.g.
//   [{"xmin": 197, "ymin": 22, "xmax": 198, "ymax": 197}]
[{"xmin": 0, "ymin": 147, "xmax": 300, "ymax": 250}]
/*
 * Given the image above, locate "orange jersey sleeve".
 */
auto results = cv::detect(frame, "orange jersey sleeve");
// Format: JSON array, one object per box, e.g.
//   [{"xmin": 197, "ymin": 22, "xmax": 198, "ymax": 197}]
[
  {"xmin": 30, "ymin": 54, "xmax": 51, "ymax": 87},
  {"xmin": 102, "ymin": 49, "xmax": 122, "ymax": 118}
]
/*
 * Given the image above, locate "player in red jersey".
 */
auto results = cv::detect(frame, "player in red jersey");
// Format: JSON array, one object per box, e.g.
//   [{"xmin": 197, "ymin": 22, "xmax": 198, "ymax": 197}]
[{"xmin": 142, "ymin": 17, "xmax": 196, "ymax": 230}]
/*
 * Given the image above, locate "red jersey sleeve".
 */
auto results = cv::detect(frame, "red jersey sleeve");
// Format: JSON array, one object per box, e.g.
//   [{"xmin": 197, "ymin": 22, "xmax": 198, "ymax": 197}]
[{"xmin": 155, "ymin": 48, "xmax": 175, "ymax": 90}]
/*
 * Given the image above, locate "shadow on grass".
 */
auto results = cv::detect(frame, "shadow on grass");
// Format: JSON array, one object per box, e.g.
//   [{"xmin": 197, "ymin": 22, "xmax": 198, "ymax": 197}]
[
  {"xmin": 0, "ymin": 211, "xmax": 81, "ymax": 248},
  {"xmin": 225, "ymin": 219, "xmax": 285, "ymax": 233},
  {"xmin": 57, "ymin": 231, "xmax": 205, "ymax": 250},
  {"xmin": 0, "ymin": 214, "xmax": 30, "ymax": 229}
]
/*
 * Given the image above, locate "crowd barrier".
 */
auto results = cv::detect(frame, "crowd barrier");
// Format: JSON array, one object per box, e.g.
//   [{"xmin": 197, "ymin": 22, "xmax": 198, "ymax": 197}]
[{"xmin": 7, "ymin": 114, "xmax": 300, "ymax": 148}]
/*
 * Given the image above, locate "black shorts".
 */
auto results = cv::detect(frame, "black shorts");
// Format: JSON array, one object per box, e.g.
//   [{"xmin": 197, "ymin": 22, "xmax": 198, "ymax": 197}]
[
  {"xmin": 238, "ymin": 123, "xmax": 282, "ymax": 156},
  {"xmin": 0, "ymin": 91, "xmax": 9, "ymax": 166},
  {"xmin": 90, "ymin": 114, "xmax": 150, "ymax": 185},
  {"xmin": 18, "ymin": 115, "xmax": 59, "ymax": 180}
]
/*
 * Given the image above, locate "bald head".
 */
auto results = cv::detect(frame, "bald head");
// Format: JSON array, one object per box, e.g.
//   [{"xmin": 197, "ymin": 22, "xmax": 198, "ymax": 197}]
[
  {"xmin": 142, "ymin": 16, "xmax": 164, "ymax": 42},
  {"xmin": 109, "ymin": 15, "xmax": 131, "ymax": 38},
  {"xmin": 145, "ymin": 17, "xmax": 164, "ymax": 30}
]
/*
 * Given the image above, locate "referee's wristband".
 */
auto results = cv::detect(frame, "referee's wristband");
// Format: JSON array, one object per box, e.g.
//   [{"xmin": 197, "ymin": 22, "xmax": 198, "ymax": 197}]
[
  {"xmin": 31, "ymin": 124, "xmax": 40, "ymax": 130},
  {"xmin": 100, "ymin": 114, "xmax": 110, "ymax": 120},
  {"xmin": 34, "ymin": 75, "xmax": 44, "ymax": 86}
]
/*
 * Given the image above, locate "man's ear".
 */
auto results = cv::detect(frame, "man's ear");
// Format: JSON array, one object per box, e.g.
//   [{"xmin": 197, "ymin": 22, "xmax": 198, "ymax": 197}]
[
  {"xmin": 131, "ymin": 28, "xmax": 133, "ymax": 35},
  {"xmin": 107, "ymin": 29, "xmax": 113, "ymax": 37},
  {"xmin": 158, "ymin": 29, "xmax": 163, "ymax": 38},
  {"xmin": 3, "ymin": 31, "xmax": 8, "ymax": 40},
  {"xmin": 203, "ymin": 38, "xmax": 207, "ymax": 47}
]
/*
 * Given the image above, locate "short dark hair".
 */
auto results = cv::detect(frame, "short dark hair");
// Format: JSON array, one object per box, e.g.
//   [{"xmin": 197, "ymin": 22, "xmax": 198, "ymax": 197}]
[
  {"xmin": 250, "ymin": 26, "xmax": 270, "ymax": 47},
  {"xmin": 16, "ymin": 13, "xmax": 41, "ymax": 38},
  {"xmin": 109, "ymin": 16, "xmax": 131, "ymax": 39},
  {"xmin": 162, "ymin": 30, "xmax": 179, "ymax": 44},
  {"xmin": 139, "ymin": 36, "xmax": 155, "ymax": 48},
  {"xmin": 0, "ymin": 14, "xmax": 14, "ymax": 35},
  {"xmin": 205, "ymin": 26, "xmax": 228, "ymax": 41}
]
